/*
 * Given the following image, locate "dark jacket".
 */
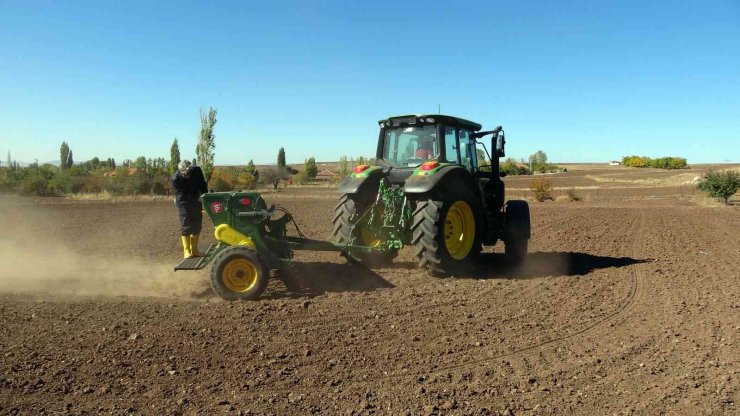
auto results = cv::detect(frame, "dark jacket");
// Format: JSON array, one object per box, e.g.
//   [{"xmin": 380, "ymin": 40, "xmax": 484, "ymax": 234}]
[{"xmin": 172, "ymin": 166, "xmax": 208, "ymax": 205}]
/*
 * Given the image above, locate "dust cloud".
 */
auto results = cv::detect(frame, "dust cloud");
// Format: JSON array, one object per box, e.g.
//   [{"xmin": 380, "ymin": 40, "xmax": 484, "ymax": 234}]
[{"xmin": 0, "ymin": 207, "xmax": 205, "ymax": 299}]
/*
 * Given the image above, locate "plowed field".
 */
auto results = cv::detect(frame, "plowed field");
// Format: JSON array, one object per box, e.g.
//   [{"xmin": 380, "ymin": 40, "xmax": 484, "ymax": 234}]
[{"xmin": 0, "ymin": 189, "xmax": 738, "ymax": 415}]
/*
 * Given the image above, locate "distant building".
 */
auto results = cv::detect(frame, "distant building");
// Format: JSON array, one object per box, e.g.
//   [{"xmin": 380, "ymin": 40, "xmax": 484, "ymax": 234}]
[
  {"xmin": 103, "ymin": 167, "xmax": 139, "ymax": 177},
  {"xmin": 609, "ymin": 161, "xmax": 621, "ymax": 166},
  {"xmin": 315, "ymin": 170, "xmax": 337, "ymax": 183}
]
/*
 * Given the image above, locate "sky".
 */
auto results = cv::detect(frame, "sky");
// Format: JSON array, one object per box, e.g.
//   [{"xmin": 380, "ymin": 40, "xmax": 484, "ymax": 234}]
[{"xmin": 1, "ymin": 0, "xmax": 738, "ymax": 165}]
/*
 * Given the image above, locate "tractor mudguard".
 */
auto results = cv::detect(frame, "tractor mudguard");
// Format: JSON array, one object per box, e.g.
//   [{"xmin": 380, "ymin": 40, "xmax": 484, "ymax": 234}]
[
  {"xmin": 403, "ymin": 165, "xmax": 475, "ymax": 194},
  {"xmin": 336, "ymin": 166, "xmax": 385, "ymax": 195}
]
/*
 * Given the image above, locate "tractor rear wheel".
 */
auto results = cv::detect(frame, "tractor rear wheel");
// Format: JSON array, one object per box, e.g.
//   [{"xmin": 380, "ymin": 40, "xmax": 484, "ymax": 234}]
[
  {"xmin": 332, "ymin": 193, "xmax": 398, "ymax": 267},
  {"xmin": 503, "ymin": 200, "xmax": 531, "ymax": 264},
  {"xmin": 210, "ymin": 246, "xmax": 269, "ymax": 300},
  {"xmin": 411, "ymin": 189, "xmax": 482, "ymax": 275}
]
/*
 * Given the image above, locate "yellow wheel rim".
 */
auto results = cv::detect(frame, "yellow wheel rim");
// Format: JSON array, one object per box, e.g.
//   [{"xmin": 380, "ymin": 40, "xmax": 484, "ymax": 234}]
[
  {"xmin": 360, "ymin": 226, "xmax": 382, "ymax": 248},
  {"xmin": 359, "ymin": 205, "xmax": 383, "ymax": 248},
  {"xmin": 444, "ymin": 201, "xmax": 475, "ymax": 260},
  {"xmin": 222, "ymin": 258, "xmax": 259, "ymax": 293}
]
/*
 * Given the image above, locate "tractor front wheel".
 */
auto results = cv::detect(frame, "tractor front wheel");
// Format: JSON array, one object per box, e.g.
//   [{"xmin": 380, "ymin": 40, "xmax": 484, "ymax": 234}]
[
  {"xmin": 210, "ymin": 246, "xmax": 269, "ymax": 301},
  {"xmin": 411, "ymin": 189, "xmax": 482, "ymax": 275}
]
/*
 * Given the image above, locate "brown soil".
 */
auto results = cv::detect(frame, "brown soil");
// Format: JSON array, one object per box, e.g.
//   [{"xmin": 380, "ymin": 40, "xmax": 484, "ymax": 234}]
[{"xmin": 0, "ymin": 189, "xmax": 738, "ymax": 415}]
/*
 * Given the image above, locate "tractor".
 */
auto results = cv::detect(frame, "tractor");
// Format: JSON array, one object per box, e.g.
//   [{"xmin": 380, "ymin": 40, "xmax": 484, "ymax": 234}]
[
  {"xmin": 175, "ymin": 114, "xmax": 530, "ymax": 300},
  {"xmin": 333, "ymin": 114, "xmax": 530, "ymax": 274}
]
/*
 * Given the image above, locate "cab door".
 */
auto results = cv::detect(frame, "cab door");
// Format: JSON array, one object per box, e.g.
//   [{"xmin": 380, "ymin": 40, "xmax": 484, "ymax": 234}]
[
  {"xmin": 443, "ymin": 126, "xmax": 460, "ymax": 164},
  {"xmin": 458, "ymin": 129, "xmax": 477, "ymax": 172}
]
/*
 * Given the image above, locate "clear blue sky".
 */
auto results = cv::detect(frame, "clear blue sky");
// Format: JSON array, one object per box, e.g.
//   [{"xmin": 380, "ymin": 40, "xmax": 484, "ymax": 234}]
[{"xmin": 1, "ymin": 0, "xmax": 738, "ymax": 165}]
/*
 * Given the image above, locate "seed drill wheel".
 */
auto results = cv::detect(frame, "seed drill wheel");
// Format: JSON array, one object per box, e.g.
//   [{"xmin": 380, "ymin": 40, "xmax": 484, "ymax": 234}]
[
  {"xmin": 503, "ymin": 200, "xmax": 530, "ymax": 264},
  {"xmin": 210, "ymin": 246, "xmax": 269, "ymax": 301},
  {"xmin": 333, "ymin": 193, "xmax": 398, "ymax": 267},
  {"xmin": 412, "ymin": 188, "xmax": 482, "ymax": 275}
]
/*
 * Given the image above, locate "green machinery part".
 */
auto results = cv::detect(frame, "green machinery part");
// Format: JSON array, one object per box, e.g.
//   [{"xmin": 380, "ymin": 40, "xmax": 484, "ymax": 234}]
[
  {"xmin": 175, "ymin": 190, "xmax": 399, "ymax": 273},
  {"xmin": 352, "ymin": 179, "xmax": 411, "ymax": 251}
]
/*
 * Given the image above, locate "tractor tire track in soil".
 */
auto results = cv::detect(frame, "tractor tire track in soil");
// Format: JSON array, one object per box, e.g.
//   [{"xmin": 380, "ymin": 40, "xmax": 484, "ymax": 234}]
[{"xmin": 423, "ymin": 208, "xmax": 649, "ymax": 377}]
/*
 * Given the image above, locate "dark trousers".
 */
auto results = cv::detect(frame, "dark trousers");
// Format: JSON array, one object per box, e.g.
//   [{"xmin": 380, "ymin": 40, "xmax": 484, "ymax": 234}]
[{"xmin": 177, "ymin": 203, "xmax": 203, "ymax": 236}]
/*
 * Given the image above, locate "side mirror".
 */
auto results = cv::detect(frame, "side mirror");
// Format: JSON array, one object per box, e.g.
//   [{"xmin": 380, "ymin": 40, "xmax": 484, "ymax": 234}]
[{"xmin": 494, "ymin": 131, "xmax": 505, "ymax": 157}]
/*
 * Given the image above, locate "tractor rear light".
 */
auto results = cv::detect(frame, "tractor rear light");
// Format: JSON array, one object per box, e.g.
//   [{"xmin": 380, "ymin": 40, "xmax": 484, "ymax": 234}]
[
  {"xmin": 353, "ymin": 164, "xmax": 370, "ymax": 174},
  {"xmin": 239, "ymin": 197, "xmax": 251, "ymax": 206},
  {"xmin": 421, "ymin": 161, "xmax": 439, "ymax": 171}
]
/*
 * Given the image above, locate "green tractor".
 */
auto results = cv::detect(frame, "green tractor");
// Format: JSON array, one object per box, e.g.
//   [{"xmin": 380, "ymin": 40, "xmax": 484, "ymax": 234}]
[
  {"xmin": 175, "ymin": 114, "xmax": 531, "ymax": 301},
  {"xmin": 334, "ymin": 114, "xmax": 530, "ymax": 274}
]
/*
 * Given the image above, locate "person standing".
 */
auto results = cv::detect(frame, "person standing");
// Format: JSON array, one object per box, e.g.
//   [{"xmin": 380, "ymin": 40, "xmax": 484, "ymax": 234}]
[{"xmin": 172, "ymin": 160, "xmax": 208, "ymax": 258}]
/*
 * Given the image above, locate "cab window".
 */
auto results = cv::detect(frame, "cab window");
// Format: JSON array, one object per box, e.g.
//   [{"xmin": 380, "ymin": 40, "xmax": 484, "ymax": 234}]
[
  {"xmin": 477, "ymin": 144, "xmax": 492, "ymax": 171},
  {"xmin": 444, "ymin": 127, "xmax": 459, "ymax": 164},
  {"xmin": 382, "ymin": 125, "xmax": 438, "ymax": 167},
  {"xmin": 458, "ymin": 129, "xmax": 476, "ymax": 171}
]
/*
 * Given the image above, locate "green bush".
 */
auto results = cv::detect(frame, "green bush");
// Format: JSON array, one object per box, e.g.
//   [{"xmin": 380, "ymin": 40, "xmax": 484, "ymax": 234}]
[
  {"xmin": 82, "ymin": 174, "xmax": 105, "ymax": 193},
  {"xmin": 531, "ymin": 162, "xmax": 562, "ymax": 174},
  {"xmin": 622, "ymin": 155, "xmax": 651, "ymax": 167},
  {"xmin": 208, "ymin": 168, "xmax": 236, "ymax": 192},
  {"xmin": 20, "ymin": 166, "xmax": 55, "ymax": 195},
  {"xmin": 698, "ymin": 170, "xmax": 740, "ymax": 204},
  {"xmin": 527, "ymin": 150, "xmax": 562, "ymax": 173},
  {"xmin": 207, "ymin": 167, "xmax": 256, "ymax": 191},
  {"xmin": 293, "ymin": 170, "xmax": 309, "ymax": 185},
  {"xmin": 103, "ymin": 169, "xmax": 128, "ymax": 195},
  {"xmin": 303, "ymin": 157, "xmax": 318, "ymax": 179},
  {"xmin": 0, "ymin": 168, "xmax": 20, "ymax": 193},
  {"xmin": 235, "ymin": 171, "xmax": 256, "ymax": 190},
  {"xmin": 49, "ymin": 171, "xmax": 84, "ymax": 194},
  {"xmin": 102, "ymin": 169, "xmax": 163, "ymax": 195},
  {"xmin": 500, "ymin": 158, "xmax": 531, "ymax": 176},
  {"xmin": 0, "ymin": 162, "xmax": 174, "ymax": 197}
]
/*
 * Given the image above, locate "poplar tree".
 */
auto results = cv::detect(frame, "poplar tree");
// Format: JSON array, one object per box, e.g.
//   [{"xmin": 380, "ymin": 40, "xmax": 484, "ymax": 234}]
[
  {"xmin": 60, "ymin": 142, "xmax": 70, "ymax": 169},
  {"xmin": 304, "ymin": 157, "xmax": 318, "ymax": 179},
  {"xmin": 195, "ymin": 107, "xmax": 217, "ymax": 182},
  {"xmin": 338, "ymin": 155, "xmax": 350, "ymax": 177},
  {"xmin": 169, "ymin": 138, "xmax": 181, "ymax": 174},
  {"xmin": 277, "ymin": 147, "xmax": 286, "ymax": 168},
  {"xmin": 245, "ymin": 159, "xmax": 258, "ymax": 181}
]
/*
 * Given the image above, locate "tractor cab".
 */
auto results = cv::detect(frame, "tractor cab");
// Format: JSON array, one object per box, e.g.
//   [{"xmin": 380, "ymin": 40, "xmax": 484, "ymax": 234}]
[
  {"xmin": 375, "ymin": 114, "xmax": 504, "ymax": 186},
  {"xmin": 377, "ymin": 115, "xmax": 483, "ymax": 166}
]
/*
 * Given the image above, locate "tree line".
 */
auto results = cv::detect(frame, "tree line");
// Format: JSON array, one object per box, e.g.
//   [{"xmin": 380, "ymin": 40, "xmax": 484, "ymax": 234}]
[
  {"xmin": 622, "ymin": 155, "xmax": 687, "ymax": 169},
  {"xmin": 0, "ymin": 107, "xmax": 220, "ymax": 196},
  {"xmin": 0, "ymin": 139, "xmax": 554, "ymax": 197},
  {"xmin": 497, "ymin": 150, "xmax": 565, "ymax": 176}
]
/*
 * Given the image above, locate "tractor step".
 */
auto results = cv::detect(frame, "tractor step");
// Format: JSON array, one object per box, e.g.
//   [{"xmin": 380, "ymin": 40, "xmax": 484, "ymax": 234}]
[{"xmin": 174, "ymin": 244, "xmax": 216, "ymax": 271}]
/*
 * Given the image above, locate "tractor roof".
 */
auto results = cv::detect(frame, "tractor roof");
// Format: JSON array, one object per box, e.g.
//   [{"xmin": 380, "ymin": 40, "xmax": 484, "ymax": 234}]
[{"xmin": 380, "ymin": 114, "xmax": 482, "ymax": 132}]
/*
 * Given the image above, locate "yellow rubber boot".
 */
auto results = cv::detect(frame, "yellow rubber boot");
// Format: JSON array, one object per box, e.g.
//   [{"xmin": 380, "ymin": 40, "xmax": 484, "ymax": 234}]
[
  {"xmin": 181, "ymin": 236, "xmax": 192, "ymax": 259},
  {"xmin": 190, "ymin": 234, "xmax": 204, "ymax": 257}
]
